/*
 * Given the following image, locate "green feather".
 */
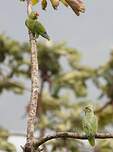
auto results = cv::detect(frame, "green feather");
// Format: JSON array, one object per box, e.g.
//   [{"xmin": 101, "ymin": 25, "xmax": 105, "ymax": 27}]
[
  {"xmin": 34, "ymin": 21, "xmax": 50, "ymax": 40},
  {"xmin": 82, "ymin": 105, "xmax": 98, "ymax": 147},
  {"xmin": 25, "ymin": 12, "xmax": 50, "ymax": 40},
  {"xmin": 25, "ymin": 18, "xmax": 36, "ymax": 35},
  {"xmin": 88, "ymin": 135, "xmax": 95, "ymax": 146}
]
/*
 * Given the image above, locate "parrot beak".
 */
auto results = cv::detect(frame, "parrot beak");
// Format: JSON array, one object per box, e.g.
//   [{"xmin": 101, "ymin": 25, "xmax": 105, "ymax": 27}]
[
  {"xmin": 83, "ymin": 107, "xmax": 87, "ymax": 112},
  {"xmin": 35, "ymin": 12, "xmax": 39, "ymax": 16},
  {"xmin": 84, "ymin": 106, "xmax": 90, "ymax": 113}
]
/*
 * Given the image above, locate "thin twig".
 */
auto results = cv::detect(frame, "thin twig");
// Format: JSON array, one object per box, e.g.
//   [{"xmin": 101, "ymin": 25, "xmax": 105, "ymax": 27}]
[
  {"xmin": 95, "ymin": 101, "xmax": 112, "ymax": 114},
  {"xmin": 7, "ymin": 79, "xmax": 30, "ymax": 92},
  {"xmin": 0, "ymin": 73, "xmax": 30, "ymax": 92}
]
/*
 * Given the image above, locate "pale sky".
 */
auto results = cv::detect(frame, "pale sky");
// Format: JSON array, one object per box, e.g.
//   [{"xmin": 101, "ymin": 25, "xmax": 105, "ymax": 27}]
[{"xmin": 0, "ymin": 0, "xmax": 113, "ymax": 132}]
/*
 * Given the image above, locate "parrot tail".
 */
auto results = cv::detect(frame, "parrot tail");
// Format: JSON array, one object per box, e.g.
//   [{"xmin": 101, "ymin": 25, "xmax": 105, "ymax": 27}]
[
  {"xmin": 42, "ymin": 32, "xmax": 50, "ymax": 40},
  {"xmin": 88, "ymin": 136, "xmax": 95, "ymax": 147}
]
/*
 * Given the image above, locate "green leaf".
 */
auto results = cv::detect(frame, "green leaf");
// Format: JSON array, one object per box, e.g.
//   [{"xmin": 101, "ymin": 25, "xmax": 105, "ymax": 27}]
[
  {"xmin": 60, "ymin": 0, "xmax": 68, "ymax": 7},
  {"xmin": 65, "ymin": 0, "xmax": 85, "ymax": 16},
  {"xmin": 32, "ymin": 0, "xmax": 38, "ymax": 5},
  {"xmin": 50, "ymin": 0, "xmax": 60, "ymax": 9},
  {"xmin": 41, "ymin": 0, "xmax": 47, "ymax": 10}
]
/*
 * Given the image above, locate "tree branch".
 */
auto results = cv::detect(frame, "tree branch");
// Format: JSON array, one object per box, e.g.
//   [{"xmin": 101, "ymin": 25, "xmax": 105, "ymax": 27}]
[
  {"xmin": 7, "ymin": 79, "xmax": 30, "ymax": 92},
  {"xmin": 9, "ymin": 132, "xmax": 113, "ymax": 141},
  {"xmin": 95, "ymin": 101, "xmax": 112, "ymax": 114},
  {"xmin": 0, "ymin": 72, "xmax": 30, "ymax": 92},
  {"xmin": 34, "ymin": 132, "xmax": 113, "ymax": 149},
  {"xmin": 9, "ymin": 131, "xmax": 113, "ymax": 151},
  {"xmin": 24, "ymin": 0, "xmax": 40, "ymax": 151}
]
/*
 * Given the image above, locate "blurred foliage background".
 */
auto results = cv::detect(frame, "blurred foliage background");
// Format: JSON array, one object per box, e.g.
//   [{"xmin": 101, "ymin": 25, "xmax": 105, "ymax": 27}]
[{"xmin": 0, "ymin": 34, "xmax": 113, "ymax": 151}]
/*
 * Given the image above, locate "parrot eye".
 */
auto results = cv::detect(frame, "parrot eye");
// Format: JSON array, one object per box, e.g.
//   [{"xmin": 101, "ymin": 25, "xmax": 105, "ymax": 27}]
[
  {"xmin": 85, "ymin": 107, "xmax": 88, "ymax": 110},
  {"xmin": 85, "ymin": 107, "xmax": 91, "ymax": 112}
]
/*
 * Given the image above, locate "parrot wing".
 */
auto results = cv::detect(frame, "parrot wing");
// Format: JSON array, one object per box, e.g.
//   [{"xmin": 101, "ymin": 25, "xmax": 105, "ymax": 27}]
[
  {"xmin": 25, "ymin": 18, "xmax": 36, "ymax": 35},
  {"xmin": 92, "ymin": 115, "xmax": 98, "ymax": 134},
  {"xmin": 88, "ymin": 136, "xmax": 95, "ymax": 146},
  {"xmin": 35, "ymin": 21, "xmax": 50, "ymax": 40},
  {"xmin": 83, "ymin": 115, "xmax": 97, "ymax": 135},
  {"xmin": 83, "ymin": 115, "xmax": 97, "ymax": 146}
]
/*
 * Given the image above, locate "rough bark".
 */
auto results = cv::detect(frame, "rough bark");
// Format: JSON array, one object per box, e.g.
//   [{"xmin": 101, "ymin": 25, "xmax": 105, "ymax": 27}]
[{"xmin": 24, "ymin": 1, "xmax": 40, "ymax": 151}]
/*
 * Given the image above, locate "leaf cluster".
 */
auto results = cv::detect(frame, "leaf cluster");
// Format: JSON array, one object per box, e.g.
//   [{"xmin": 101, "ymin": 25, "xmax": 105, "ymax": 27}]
[
  {"xmin": 20, "ymin": 0, "xmax": 85, "ymax": 16},
  {"xmin": 0, "ymin": 127, "xmax": 16, "ymax": 152}
]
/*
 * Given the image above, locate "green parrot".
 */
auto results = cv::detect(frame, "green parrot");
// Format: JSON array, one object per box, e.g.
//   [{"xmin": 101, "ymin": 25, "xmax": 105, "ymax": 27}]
[
  {"xmin": 25, "ymin": 11, "xmax": 50, "ymax": 40},
  {"xmin": 82, "ymin": 105, "xmax": 98, "ymax": 146}
]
